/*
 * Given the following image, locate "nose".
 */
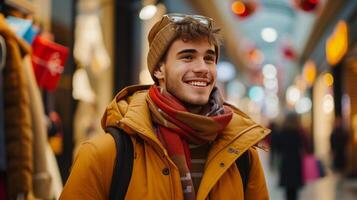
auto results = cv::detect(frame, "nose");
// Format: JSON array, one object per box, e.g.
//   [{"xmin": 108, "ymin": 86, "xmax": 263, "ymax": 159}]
[{"xmin": 192, "ymin": 58, "xmax": 209, "ymax": 76}]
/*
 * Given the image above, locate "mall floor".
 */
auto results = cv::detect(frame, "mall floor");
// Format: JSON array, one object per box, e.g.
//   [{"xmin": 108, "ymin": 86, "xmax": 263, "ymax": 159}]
[{"xmin": 258, "ymin": 150, "xmax": 357, "ymax": 200}]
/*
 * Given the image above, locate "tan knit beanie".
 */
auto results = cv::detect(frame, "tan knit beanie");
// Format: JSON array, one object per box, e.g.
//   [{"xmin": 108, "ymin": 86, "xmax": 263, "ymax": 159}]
[{"xmin": 147, "ymin": 17, "xmax": 177, "ymax": 79}]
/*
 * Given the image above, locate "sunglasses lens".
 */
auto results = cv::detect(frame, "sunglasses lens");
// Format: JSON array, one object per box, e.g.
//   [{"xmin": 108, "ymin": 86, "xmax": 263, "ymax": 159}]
[
  {"xmin": 197, "ymin": 19, "xmax": 209, "ymax": 25},
  {"xmin": 166, "ymin": 14, "xmax": 211, "ymax": 26},
  {"xmin": 170, "ymin": 16, "xmax": 184, "ymax": 22},
  {"xmin": 191, "ymin": 15, "xmax": 211, "ymax": 25}
]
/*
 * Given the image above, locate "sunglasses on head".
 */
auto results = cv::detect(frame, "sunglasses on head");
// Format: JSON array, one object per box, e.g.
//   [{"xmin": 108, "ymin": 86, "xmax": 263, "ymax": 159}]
[{"xmin": 163, "ymin": 13, "xmax": 213, "ymax": 27}]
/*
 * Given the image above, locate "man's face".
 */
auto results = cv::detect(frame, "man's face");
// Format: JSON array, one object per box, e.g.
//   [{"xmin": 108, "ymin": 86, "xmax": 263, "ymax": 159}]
[{"xmin": 154, "ymin": 38, "xmax": 217, "ymax": 106}]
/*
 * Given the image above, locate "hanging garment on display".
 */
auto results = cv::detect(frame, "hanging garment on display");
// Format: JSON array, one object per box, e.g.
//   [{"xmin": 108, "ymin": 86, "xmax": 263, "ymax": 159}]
[
  {"xmin": 73, "ymin": 100, "xmax": 99, "ymax": 157},
  {"xmin": 74, "ymin": 13, "xmax": 110, "ymax": 73},
  {"xmin": 72, "ymin": 8, "xmax": 111, "ymax": 156},
  {"xmin": 23, "ymin": 55, "xmax": 53, "ymax": 199},
  {"xmin": 45, "ymin": 143, "xmax": 63, "ymax": 200},
  {"xmin": 0, "ymin": 14, "xmax": 33, "ymax": 198},
  {"xmin": 72, "ymin": 68, "xmax": 96, "ymax": 103},
  {"xmin": 31, "ymin": 36, "xmax": 69, "ymax": 91},
  {"xmin": 72, "ymin": 68, "xmax": 98, "ymax": 156},
  {"xmin": 0, "ymin": 34, "xmax": 6, "ymax": 171}
]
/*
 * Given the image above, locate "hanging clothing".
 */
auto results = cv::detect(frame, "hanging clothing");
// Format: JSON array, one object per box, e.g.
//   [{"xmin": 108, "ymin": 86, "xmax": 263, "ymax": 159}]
[
  {"xmin": 72, "ymin": 11, "xmax": 111, "ymax": 155},
  {"xmin": 72, "ymin": 68, "xmax": 98, "ymax": 156},
  {"xmin": 46, "ymin": 143, "xmax": 63, "ymax": 200},
  {"xmin": 0, "ymin": 14, "xmax": 33, "ymax": 198},
  {"xmin": 0, "ymin": 34, "xmax": 6, "ymax": 171},
  {"xmin": 23, "ymin": 55, "xmax": 53, "ymax": 199},
  {"xmin": 74, "ymin": 13, "xmax": 110, "ymax": 73}
]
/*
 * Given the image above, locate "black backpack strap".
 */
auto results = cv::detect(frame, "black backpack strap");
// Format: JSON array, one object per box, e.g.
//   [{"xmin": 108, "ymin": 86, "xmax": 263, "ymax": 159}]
[
  {"xmin": 106, "ymin": 127, "xmax": 134, "ymax": 200},
  {"xmin": 236, "ymin": 150, "xmax": 251, "ymax": 192}
]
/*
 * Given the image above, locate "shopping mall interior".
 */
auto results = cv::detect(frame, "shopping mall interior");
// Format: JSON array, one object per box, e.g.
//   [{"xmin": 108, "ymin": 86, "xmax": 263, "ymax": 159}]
[{"xmin": 0, "ymin": 0, "xmax": 357, "ymax": 199}]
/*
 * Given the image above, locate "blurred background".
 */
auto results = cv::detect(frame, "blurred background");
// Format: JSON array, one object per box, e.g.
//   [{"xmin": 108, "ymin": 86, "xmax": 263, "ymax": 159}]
[{"xmin": 0, "ymin": 0, "xmax": 356, "ymax": 199}]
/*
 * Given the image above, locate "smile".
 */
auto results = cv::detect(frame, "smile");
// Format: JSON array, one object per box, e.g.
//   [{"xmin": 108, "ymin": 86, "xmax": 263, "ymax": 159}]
[{"xmin": 186, "ymin": 81, "xmax": 208, "ymax": 87}]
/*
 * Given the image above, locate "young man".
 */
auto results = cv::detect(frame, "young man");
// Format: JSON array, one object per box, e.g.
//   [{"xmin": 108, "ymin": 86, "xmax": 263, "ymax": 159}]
[{"xmin": 60, "ymin": 13, "xmax": 270, "ymax": 200}]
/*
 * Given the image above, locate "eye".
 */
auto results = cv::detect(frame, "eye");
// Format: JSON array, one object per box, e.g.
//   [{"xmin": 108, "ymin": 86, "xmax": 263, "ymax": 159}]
[
  {"xmin": 180, "ymin": 55, "xmax": 193, "ymax": 61},
  {"xmin": 204, "ymin": 55, "xmax": 215, "ymax": 63}
]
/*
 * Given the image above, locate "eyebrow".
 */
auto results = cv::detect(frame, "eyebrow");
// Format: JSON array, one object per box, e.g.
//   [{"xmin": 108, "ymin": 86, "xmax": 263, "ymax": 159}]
[
  {"xmin": 177, "ymin": 49, "xmax": 216, "ymax": 56},
  {"xmin": 177, "ymin": 49, "xmax": 196, "ymax": 55}
]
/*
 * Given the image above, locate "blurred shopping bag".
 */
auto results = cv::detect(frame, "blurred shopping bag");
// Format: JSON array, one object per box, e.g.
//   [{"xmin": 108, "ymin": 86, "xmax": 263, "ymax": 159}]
[
  {"xmin": 302, "ymin": 154, "xmax": 320, "ymax": 184},
  {"xmin": 32, "ymin": 36, "xmax": 69, "ymax": 91}
]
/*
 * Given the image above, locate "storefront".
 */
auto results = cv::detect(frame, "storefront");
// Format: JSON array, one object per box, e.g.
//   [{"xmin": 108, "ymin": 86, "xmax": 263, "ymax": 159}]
[{"xmin": 301, "ymin": 0, "xmax": 357, "ymax": 173}]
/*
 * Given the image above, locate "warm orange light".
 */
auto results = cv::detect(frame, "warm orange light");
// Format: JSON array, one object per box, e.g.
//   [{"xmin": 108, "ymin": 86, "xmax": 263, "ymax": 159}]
[
  {"xmin": 303, "ymin": 59, "xmax": 316, "ymax": 86},
  {"xmin": 232, "ymin": 1, "xmax": 246, "ymax": 15},
  {"xmin": 248, "ymin": 48, "xmax": 264, "ymax": 64},
  {"xmin": 324, "ymin": 73, "xmax": 334, "ymax": 87},
  {"xmin": 326, "ymin": 20, "xmax": 348, "ymax": 66}
]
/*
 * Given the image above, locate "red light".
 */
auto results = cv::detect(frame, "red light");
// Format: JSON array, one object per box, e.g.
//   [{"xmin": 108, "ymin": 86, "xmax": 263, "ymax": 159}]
[
  {"xmin": 308, "ymin": 0, "xmax": 318, "ymax": 3},
  {"xmin": 283, "ymin": 47, "xmax": 296, "ymax": 60},
  {"xmin": 296, "ymin": 0, "xmax": 319, "ymax": 12}
]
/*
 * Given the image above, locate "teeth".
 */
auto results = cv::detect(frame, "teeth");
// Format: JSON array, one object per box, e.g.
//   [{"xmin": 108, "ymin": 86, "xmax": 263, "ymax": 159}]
[{"xmin": 188, "ymin": 81, "xmax": 207, "ymax": 87}]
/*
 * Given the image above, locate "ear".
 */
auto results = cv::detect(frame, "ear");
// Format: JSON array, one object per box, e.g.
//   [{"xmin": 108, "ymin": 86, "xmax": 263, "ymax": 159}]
[{"xmin": 153, "ymin": 63, "xmax": 165, "ymax": 80}]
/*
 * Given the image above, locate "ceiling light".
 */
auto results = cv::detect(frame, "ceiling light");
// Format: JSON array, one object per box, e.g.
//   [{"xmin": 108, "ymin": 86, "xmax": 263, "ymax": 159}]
[
  {"xmin": 262, "ymin": 64, "xmax": 277, "ymax": 79},
  {"xmin": 231, "ymin": 0, "xmax": 257, "ymax": 18},
  {"xmin": 227, "ymin": 80, "xmax": 246, "ymax": 99},
  {"xmin": 265, "ymin": 94, "xmax": 280, "ymax": 118},
  {"xmin": 322, "ymin": 94, "xmax": 334, "ymax": 114},
  {"xmin": 295, "ymin": 97, "xmax": 312, "ymax": 114},
  {"xmin": 264, "ymin": 78, "xmax": 278, "ymax": 90},
  {"xmin": 261, "ymin": 27, "xmax": 278, "ymax": 43},
  {"xmin": 286, "ymin": 85, "xmax": 301, "ymax": 105},
  {"xmin": 303, "ymin": 59, "xmax": 316, "ymax": 86},
  {"xmin": 324, "ymin": 73, "xmax": 334, "ymax": 86},
  {"xmin": 248, "ymin": 86, "xmax": 264, "ymax": 103},
  {"xmin": 139, "ymin": 4, "xmax": 157, "ymax": 20},
  {"xmin": 217, "ymin": 61, "xmax": 236, "ymax": 82},
  {"xmin": 231, "ymin": 1, "xmax": 246, "ymax": 15}
]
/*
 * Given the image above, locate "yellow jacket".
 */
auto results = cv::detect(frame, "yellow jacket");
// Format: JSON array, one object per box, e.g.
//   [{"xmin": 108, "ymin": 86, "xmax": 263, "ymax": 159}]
[{"xmin": 60, "ymin": 85, "xmax": 270, "ymax": 200}]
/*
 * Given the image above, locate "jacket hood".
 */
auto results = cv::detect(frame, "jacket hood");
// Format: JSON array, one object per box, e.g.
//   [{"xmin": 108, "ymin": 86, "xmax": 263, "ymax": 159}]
[{"xmin": 101, "ymin": 84, "xmax": 152, "ymax": 132}]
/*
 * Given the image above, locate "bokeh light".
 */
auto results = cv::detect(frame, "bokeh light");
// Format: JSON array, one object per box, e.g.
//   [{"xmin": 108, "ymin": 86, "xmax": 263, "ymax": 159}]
[
  {"xmin": 248, "ymin": 86, "xmax": 265, "ymax": 102},
  {"xmin": 322, "ymin": 94, "xmax": 334, "ymax": 113},
  {"xmin": 324, "ymin": 73, "xmax": 334, "ymax": 87},
  {"xmin": 261, "ymin": 27, "xmax": 278, "ymax": 43},
  {"xmin": 286, "ymin": 85, "xmax": 301, "ymax": 105}
]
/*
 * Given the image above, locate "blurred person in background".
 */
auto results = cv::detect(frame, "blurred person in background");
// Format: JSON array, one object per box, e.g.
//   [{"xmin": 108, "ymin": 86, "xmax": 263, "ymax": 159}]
[
  {"xmin": 60, "ymin": 13, "xmax": 270, "ymax": 200},
  {"xmin": 330, "ymin": 116, "xmax": 350, "ymax": 173},
  {"xmin": 267, "ymin": 121, "xmax": 280, "ymax": 170},
  {"xmin": 275, "ymin": 113, "xmax": 305, "ymax": 200}
]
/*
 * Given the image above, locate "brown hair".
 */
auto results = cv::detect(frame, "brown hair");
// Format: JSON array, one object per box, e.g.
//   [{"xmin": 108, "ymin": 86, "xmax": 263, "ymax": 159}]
[{"xmin": 160, "ymin": 16, "xmax": 222, "ymax": 63}]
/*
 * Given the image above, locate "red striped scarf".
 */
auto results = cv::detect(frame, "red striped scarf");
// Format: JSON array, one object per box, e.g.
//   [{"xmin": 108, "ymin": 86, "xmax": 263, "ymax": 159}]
[{"xmin": 146, "ymin": 86, "xmax": 233, "ymax": 200}]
